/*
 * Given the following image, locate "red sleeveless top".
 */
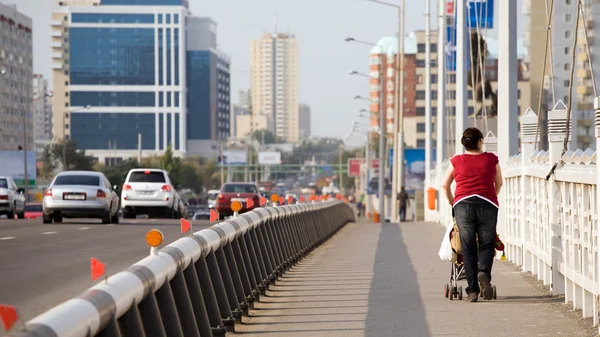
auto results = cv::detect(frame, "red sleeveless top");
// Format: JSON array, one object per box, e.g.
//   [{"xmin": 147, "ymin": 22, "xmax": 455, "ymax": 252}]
[{"xmin": 450, "ymin": 152, "xmax": 499, "ymax": 207}]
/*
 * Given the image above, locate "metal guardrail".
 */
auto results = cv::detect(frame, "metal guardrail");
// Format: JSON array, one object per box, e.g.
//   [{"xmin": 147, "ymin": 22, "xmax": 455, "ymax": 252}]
[{"xmin": 7, "ymin": 200, "xmax": 355, "ymax": 337}]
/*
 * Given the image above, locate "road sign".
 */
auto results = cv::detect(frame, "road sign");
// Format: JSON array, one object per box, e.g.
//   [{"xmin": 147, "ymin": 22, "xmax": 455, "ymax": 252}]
[
  {"xmin": 467, "ymin": 0, "xmax": 494, "ymax": 29},
  {"xmin": 347, "ymin": 158, "xmax": 364, "ymax": 177}
]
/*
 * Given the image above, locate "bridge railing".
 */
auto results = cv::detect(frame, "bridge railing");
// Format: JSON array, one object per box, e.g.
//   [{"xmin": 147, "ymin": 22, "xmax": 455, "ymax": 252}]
[
  {"xmin": 8, "ymin": 200, "xmax": 355, "ymax": 337},
  {"xmin": 430, "ymin": 101, "xmax": 600, "ymax": 327}
]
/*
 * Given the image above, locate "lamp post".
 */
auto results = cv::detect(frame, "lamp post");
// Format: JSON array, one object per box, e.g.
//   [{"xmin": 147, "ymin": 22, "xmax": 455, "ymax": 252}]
[
  {"xmin": 348, "ymin": 45, "xmax": 385, "ymax": 224},
  {"xmin": 63, "ymin": 105, "xmax": 91, "ymax": 170},
  {"xmin": 365, "ymin": 0, "xmax": 404, "ymax": 223}
]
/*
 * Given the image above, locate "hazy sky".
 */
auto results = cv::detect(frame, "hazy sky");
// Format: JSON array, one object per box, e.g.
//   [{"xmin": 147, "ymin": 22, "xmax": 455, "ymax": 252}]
[{"xmin": 12, "ymin": 0, "xmax": 523, "ymax": 142}]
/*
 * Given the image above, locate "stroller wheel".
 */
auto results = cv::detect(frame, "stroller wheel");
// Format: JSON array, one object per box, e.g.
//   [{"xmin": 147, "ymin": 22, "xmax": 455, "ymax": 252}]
[
  {"xmin": 444, "ymin": 284, "xmax": 450, "ymax": 298},
  {"xmin": 492, "ymin": 285, "xmax": 497, "ymax": 300},
  {"xmin": 458, "ymin": 286, "xmax": 463, "ymax": 300}
]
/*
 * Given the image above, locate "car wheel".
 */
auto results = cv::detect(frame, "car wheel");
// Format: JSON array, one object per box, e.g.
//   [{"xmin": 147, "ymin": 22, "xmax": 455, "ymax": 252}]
[
  {"xmin": 42, "ymin": 214, "xmax": 52, "ymax": 224},
  {"xmin": 122, "ymin": 209, "xmax": 135, "ymax": 219},
  {"xmin": 102, "ymin": 208, "xmax": 111, "ymax": 224},
  {"xmin": 54, "ymin": 214, "xmax": 63, "ymax": 223},
  {"xmin": 110, "ymin": 210, "xmax": 119, "ymax": 224}
]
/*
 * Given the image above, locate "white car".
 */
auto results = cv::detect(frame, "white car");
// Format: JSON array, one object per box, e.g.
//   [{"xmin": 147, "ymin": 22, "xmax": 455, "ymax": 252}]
[
  {"xmin": 207, "ymin": 189, "xmax": 220, "ymax": 209},
  {"xmin": 0, "ymin": 176, "xmax": 25, "ymax": 219},
  {"xmin": 120, "ymin": 169, "xmax": 181, "ymax": 219}
]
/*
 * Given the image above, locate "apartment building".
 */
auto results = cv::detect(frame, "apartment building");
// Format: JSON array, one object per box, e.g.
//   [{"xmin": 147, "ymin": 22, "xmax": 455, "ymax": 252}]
[
  {"xmin": 0, "ymin": 3, "xmax": 33, "ymax": 151},
  {"xmin": 250, "ymin": 31, "xmax": 299, "ymax": 143},
  {"xmin": 33, "ymin": 74, "xmax": 53, "ymax": 153},
  {"xmin": 299, "ymin": 103, "xmax": 311, "ymax": 139}
]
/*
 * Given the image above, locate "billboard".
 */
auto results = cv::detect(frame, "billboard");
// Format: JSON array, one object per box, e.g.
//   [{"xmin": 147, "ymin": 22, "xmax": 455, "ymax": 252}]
[
  {"xmin": 0, "ymin": 151, "xmax": 37, "ymax": 186},
  {"xmin": 218, "ymin": 150, "xmax": 247, "ymax": 166},
  {"xmin": 388, "ymin": 148, "xmax": 437, "ymax": 194},
  {"xmin": 258, "ymin": 152, "xmax": 281, "ymax": 165},
  {"xmin": 347, "ymin": 158, "xmax": 365, "ymax": 178}
]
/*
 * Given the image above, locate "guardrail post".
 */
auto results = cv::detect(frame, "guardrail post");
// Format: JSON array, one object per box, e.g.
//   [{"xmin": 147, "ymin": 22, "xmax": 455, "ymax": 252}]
[
  {"xmin": 154, "ymin": 276, "xmax": 185, "ymax": 337},
  {"xmin": 214, "ymin": 247, "xmax": 244, "ymax": 319},
  {"xmin": 204, "ymin": 250, "xmax": 237, "ymax": 329},
  {"xmin": 548, "ymin": 100, "xmax": 568, "ymax": 296},
  {"xmin": 137, "ymin": 291, "xmax": 168, "ymax": 337},
  {"xmin": 194, "ymin": 255, "xmax": 228, "ymax": 335}
]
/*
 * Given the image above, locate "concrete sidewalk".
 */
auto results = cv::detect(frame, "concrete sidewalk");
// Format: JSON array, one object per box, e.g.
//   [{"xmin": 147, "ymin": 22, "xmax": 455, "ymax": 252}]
[{"xmin": 234, "ymin": 220, "xmax": 597, "ymax": 337}]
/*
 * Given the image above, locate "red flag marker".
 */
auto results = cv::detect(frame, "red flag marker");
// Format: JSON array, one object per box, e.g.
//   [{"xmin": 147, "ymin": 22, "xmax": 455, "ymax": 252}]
[
  {"xmin": 247, "ymin": 198, "xmax": 254, "ymax": 208},
  {"xmin": 287, "ymin": 196, "xmax": 293, "ymax": 204},
  {"xmin": 336, "ymin": 194, "xmax": 342, "ymax": 200},
  {"xmin": 0, "ymin": 304, "xmax": 19, "ymax": 332},
  {"xmin": 300, "ymin": 195, "xmax": 305, "ymax": 202},
  {"xmin": 91, "ymin": 257, "xmax": 106, "ymax": 281},
  {"xmin": 260, "ymin": 196, "xmax": 267, "ymax": 206},
  {"xmin": 210, "ymin": 209, "xmax": 219, "ymax": 222},
  {"xmin": 180, "ymin": 218, "xmax": 191, "ymax": 234},
  {"xmin": 279, "ymin": 198, "xmax": 285, "ymax": 205}
]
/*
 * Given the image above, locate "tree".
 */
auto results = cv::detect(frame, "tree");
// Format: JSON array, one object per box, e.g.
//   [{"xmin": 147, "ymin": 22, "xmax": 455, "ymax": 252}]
[
  {"xmin": 40, "ymin": 140, "xmax": 95, "ymax": 174},
  {"xmin": 252, "ymin": 129, "xmax": 278, "ymax": 144},
  {"xmin": 101, "ymin": 158, "xmax": 140, "ymax": 188}
]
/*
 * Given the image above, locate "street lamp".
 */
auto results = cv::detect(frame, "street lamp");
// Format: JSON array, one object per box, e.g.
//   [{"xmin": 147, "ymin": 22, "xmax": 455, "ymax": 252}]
[
  {"xmin": 365, "ymin": 0, "xmax": 405, "ymax": 223},
  {"xmin": 347, "ymin": 36, "xmax": 386, "ymax": 223},
  {"xmin": 353, "ymin": 95, "xmax": 370, "ymax": 101},
  {"xmin": 63, "ymin": 105, "xmax": 91, "ymax": 170}
]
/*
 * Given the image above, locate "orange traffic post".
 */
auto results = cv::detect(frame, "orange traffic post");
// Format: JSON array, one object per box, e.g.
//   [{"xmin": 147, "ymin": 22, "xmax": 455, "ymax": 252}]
[
  {"xmin": 427, "ymin": 187, "xmax": 437, "ymax": 211},
  {"xmin": 373, "ymin": 213, "xmax": 380, "ymax": 223},
  {"xmin": 231, "ymin": 200, "xmax": 242, "ymax": 217}
]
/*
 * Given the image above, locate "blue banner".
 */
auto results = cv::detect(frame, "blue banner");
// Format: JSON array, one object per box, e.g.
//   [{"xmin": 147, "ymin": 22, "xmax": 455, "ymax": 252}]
[
  {"xmin": 445, "ymin": 0, "xmax": 493, "ymax": 71},
  {"xmin": 388, "ymin": 148, "xmax": 437, "ymax": 194},
  {"xmin": 468, "ymin": 0, "xmax": 494, "ymax": 29}
]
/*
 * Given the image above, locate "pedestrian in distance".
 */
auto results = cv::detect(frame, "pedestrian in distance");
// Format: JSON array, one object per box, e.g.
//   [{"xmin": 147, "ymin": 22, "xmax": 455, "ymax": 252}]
[
  {"xmin": 397, "ymin": 186, "xmax": 410, "ymax": 222},
  {"xmin": 441, "ymin": 127, "xmax": 503, "ymax": 302}
]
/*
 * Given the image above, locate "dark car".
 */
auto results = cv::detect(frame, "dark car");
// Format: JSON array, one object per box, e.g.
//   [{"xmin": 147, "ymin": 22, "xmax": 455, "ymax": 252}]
[
  {"xmin": 215, "ymin": 183, "xmax": 261, "ymax": 219},
  {"xmin": 192, "ymin": 207, "xmax": 211, "ymax": 220}
]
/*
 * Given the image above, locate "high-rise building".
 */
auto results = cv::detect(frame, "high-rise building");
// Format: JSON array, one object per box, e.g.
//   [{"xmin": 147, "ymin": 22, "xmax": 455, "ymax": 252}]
[
  {"xmin": 370, "ymin": 31, "xmax": 530, "ymax": 154},
  {"xmin": 0, "ymin": 3, "xmax": 33, "ymax": 151},
  {"xmin": 231, "ymin": 89, "xmax": 250, "ymax": 138},
  {"xmin": 250, "ymin": 31, "xmax": 299, "ymax": 143},
  {"xmin": 186, "ymin": 16, "xmax": 231, "ymax": 157},
  {"xmin": 299, "ymin": 103, "xmax": 311, "ymax": 139},
  {"xmin": 33, "ymin": 74, "xmax": 53, "ymax": 153},
  {"xmin": 52, "ymin": 0, "xmax": 229, "ymax": 162},
  {"xmin": 524, "ymin": 0, "xmax": 600, "ymax": 150}
]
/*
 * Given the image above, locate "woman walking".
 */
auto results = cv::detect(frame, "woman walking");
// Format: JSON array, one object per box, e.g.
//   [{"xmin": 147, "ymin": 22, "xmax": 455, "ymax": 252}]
[{"xmin": 441, "ymin": 127, "xmax": 503, "ymax": 302}]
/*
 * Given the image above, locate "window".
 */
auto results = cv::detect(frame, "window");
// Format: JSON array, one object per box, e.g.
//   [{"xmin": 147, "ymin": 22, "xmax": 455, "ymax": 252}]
[
  {"xmin": 517, "ymin": 89, "xmax": 521, "ymax": 99},
  {"xmin": 417, "ymin": 123, "xmax": 426, "ymax": 132},
  {"xmin": 416, "ymin": 139, "xmax": 426, "ymax": 147},
  {"xmin": 564, "ymin": 80, "xmax": 569, "ymax": 87},
  {"xmin": 564, "ymin": 63, "xmax": 570, "ymax": 71},
  {"xmin": 416, "ymin": 90, "xmax": 425, "ymax": 99},
  {"xmin": 566, "ymin": 0, "xmax": 571, "ymax": 4},
  {"xmin": 565, "ymin": 47, "xmax": 569, "ymax": 55},
  {"xmin": 128, "ymin": 171, "xmax": 166, "ymax": 183},
  {"xmin": 431, "ymin": 74, "xmax": 438, "ymax": 83},
  {"xmin": 565, "ymin": 14, "xmax": 571, "ymax": 22},
  {"xmin": 417, "ymin": 43, "xmax": 426, "ymax": 53},
  {"xmin": 416, "ymin": 107, "xmax": 425, "ymax": 116},
  {"xmin": 565, "ymin": 30, "xmax": 571, "ymax": 39},
  {"xmin": 54, "ymin": 175, "xmax": 100, "ymax": 186}
]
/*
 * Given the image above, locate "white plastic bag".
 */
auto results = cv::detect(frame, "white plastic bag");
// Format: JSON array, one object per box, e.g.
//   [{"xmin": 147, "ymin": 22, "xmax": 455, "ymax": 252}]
[{"xmin": 438, "ymin": 221, "xmax": 456, "ymax": 262}]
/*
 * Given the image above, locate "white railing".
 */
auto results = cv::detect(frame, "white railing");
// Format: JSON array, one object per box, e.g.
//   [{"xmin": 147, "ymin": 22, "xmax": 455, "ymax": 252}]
[{"xmin": 427, "ymin": 103, "xmax": 600, "ymax": 329}]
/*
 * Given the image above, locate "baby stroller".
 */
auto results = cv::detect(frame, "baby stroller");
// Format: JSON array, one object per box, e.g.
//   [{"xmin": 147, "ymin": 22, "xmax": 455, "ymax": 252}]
[{"xmin": 444, "ymin": 216, "xmax": 504, "ymax": 301}]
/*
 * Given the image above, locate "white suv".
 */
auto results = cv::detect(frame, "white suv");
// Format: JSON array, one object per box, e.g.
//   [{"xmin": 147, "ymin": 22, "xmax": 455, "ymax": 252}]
[
  {"xmin": 0, "ymin": 176, "xmax": 26, "ymax": 219},
  {"xmin": 120, "ymin": 169, "xmax": 181, "ymax": 219}
]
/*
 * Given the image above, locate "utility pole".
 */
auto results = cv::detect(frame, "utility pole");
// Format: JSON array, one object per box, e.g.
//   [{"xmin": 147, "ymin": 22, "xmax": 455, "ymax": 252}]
[
  {"xmin": 22, "ymin": 104, "xmax": 28, "ymax": 197},
  {"xmin": 436, "ymin": 0, "xmax": 447, "ymax": 220},
  {"xmin": 455, "ymin": 0, "xmax": 468, "ymax": 155},
  {"xmin": 137, "ymin": 133, "xmax": 142, "ymax": 163},
  {"xmin": 378, "ymin": 56, "xmax": 385, "ymax": 224},
  {"xmin": 424, "ymin": 0, "xmax": 432, "ymax": 212}
]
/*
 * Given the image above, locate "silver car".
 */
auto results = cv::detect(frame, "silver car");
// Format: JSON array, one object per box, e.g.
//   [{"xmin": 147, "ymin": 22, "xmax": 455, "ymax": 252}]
[{"xmin": 42, "ymin": 171, "xmax": 120, "ymax": 224}]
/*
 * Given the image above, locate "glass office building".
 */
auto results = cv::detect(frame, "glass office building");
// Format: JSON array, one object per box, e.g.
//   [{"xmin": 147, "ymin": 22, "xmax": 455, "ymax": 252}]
[{"xmin": 54, "ymin": 0, "xmax": 189, "ymax": 158}]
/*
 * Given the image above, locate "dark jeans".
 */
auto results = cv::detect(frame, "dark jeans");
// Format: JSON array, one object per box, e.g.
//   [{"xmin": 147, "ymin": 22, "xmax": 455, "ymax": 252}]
[
  {"xmin": 453, "ymin": 197, "xmax": 498, "ymax": 295},
  {"xmin": 399, "ymin": 206, "xmax": 407, "ymax": 222}
]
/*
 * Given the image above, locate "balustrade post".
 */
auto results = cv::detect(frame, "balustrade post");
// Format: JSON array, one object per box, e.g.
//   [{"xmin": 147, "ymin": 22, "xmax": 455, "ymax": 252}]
[
  {"xmin": 548, "ymin": 100, "xmax": 569, "ymax": 295},
  {"xmin": 519, "ymin": 108, "xmax": 538, "ymax": 272},
  {"xmin": 483, "ymin": 131, "xmax": 497, "ymax": 154},
  {"xmin": 594, "ymin": 97, "xmax": 600, "ymax": 327}
]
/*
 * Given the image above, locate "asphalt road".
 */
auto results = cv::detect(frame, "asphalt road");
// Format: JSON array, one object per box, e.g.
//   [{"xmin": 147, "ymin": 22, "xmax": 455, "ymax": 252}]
[{"xmin": 0, "ymin": 217, "xmax": 211, "ymax": 330}]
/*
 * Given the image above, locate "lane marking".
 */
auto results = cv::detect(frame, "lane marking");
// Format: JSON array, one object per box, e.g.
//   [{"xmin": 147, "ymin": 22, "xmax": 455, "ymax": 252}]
[
  {"xmin": 106, "ymin": 224, "xmax": 115, "ymax": 227},
  {"xmin": 0, "ymin": 236, "xmax": 15, "ymax": 240},
  {"xmin": 78, "ymin": 227, "xmax": 90, "ymax": 230},
  {"xmin": 41, "ymin": 231, "xmax": 57, "ymax": 235}
]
